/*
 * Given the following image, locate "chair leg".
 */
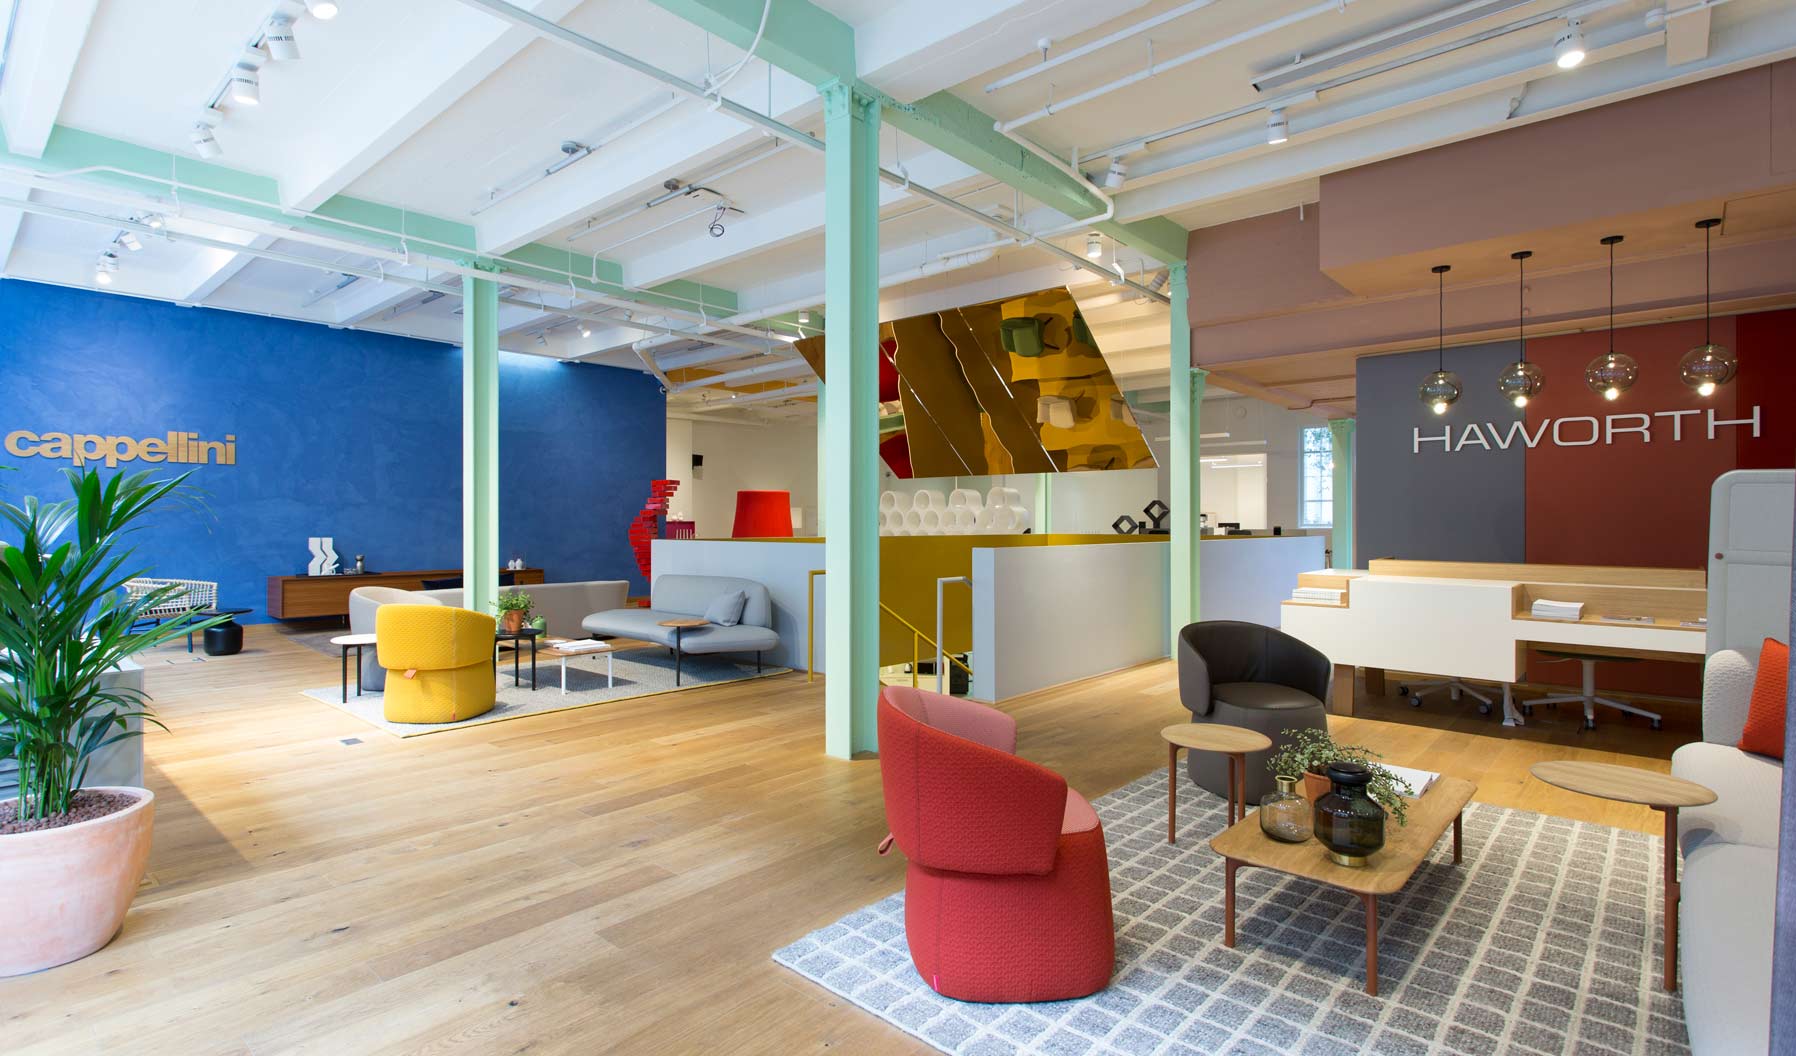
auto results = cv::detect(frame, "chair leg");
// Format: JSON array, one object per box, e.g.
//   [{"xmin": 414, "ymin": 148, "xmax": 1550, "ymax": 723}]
[{"xmin": 756, "ymin": 651, "xmax": 762, "ymax": 673}]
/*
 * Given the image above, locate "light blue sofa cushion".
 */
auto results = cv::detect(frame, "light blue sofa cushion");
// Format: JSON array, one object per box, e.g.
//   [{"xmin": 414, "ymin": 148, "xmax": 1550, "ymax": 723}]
[
  {"xmin": 651, "ymin": 575, "xmax": 772, "ymax": 627},
  {"xmin": 704, "ymin": 590, "xmax": 747, "ymax": 627}
]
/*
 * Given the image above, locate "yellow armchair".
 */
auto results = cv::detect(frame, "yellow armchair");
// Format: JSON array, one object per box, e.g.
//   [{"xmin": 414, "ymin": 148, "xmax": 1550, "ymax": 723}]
[{"xmin": 375, "ymin": 604, "xmax": 496, "ymax": 723}]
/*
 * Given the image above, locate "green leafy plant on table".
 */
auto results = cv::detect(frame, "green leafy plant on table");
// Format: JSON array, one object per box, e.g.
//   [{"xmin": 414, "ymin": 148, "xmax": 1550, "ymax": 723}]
[{"xmin": 1264, "ymin": 727, "xmax": 1416, "ymax": 824}]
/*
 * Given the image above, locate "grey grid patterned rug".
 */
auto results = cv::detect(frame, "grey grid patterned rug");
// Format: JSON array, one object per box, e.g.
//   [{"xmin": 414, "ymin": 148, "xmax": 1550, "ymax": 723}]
[{"xmin": 774, "ymin": 771, "xmax": 1689, "ymax": 1056}]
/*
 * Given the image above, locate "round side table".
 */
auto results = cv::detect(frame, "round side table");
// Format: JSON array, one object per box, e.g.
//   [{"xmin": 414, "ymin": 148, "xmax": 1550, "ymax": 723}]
[
  {"xmin": 1530, "ymin": 760, "xmax": 1716, "ymax": 992},
  {"xmin": 1162, "ymin": 723, "xmax": 1272, "ymax": 843},
  {"xmin": 658, "ymin": 618, "xmax": 709, "ymax": 686}
]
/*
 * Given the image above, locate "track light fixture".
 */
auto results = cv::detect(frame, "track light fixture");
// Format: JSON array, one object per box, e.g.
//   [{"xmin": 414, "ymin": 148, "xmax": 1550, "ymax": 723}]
[
  {"xmin": 1585, "ymin": 235, "xmax": 1639, "ymax": 400},
  {"xmin": 1497, "ymin": 251, "xmax": 1545, "ymax": 408},
  {"xmin": 1085, "ymin": 231, "xmax": 1103, "ymax": 259},
  {"xmin": 303, "ymin": 0, "xmax": 339, "ymax": 19},
  {"xmin": 1101, "ymin": 158, "xmax": 1128, "ymax": 190},
  {"xmin": 1680, "ymin": 217, "xmax": 1737, "ymax": 397},
  {"xmin": 1419, "ymin": 265, "xmax": 1462, "ymax": 415},
  {"xmin": 116, "ymin": 231, "xmax": 143, "ymax": 252},
  {"xmin": 190, "ymin": 123, "xmax": 222, "ymax": 158},
  {"xmin": 144, "ymin": 214, "xmax": 165, "ymax": 230},
  {"xmin": 579, "ymin": 323, "xmax": 592, "ymax": 339},
  {"xmin": 1266, "ymin": 108, "xmax": 1289, "ymax": 145},
  {"xmin": 265, "ymin": 15, "xmax": 300, "ymax": 60},
  {"xmin": 1554, "ymin": 18, "xmax": 1586, "ymax": 69},
  {"xmin": 94, "ymin": 252, "xmax": 120, "ymax": 286},
  {"xmin": 228, "ymin": 61, "xmax": 261, "ymax": 106},
  {"xmin": 798, "ymin": 309, "xmax": 812, "ymax": 325}
]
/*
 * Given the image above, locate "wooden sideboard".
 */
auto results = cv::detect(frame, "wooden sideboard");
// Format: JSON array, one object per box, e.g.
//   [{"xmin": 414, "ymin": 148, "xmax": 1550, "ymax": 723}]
[{"xmin": 266, "ymin": 568, "xmax": 545, "ymax": 619}]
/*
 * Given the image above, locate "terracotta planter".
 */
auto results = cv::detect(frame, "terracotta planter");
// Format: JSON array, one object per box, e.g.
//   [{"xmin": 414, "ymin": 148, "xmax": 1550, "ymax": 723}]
[
  {"xmin": 501, "ymin": 610, "xmax": 525, "ymax": 634},
  {"xmin": 0, "ymin": 787, "xmax": 154, "ymax": 976},
  {"xmin": 1303, "ymin": 770, "xmax": 1331, "ymax": 802}
]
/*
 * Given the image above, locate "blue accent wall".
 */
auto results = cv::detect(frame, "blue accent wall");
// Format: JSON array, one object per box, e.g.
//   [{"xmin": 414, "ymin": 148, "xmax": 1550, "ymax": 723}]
[{"xmin": 0, "ymin": 280, "xmax": 663, "ymax": 620}]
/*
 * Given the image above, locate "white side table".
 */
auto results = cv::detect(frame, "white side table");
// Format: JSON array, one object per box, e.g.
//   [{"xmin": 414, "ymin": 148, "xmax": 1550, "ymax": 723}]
[
  {"xmin": 545, "ymin": 640, "xmax": 613, "ymax": 694},
  {"xmin": 329, "ymin": 632, "xmax": 378, "ymax": 703}
]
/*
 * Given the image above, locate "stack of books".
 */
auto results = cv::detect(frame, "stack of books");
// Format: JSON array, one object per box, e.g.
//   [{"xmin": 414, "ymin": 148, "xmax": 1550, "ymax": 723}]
[
  {"xmin": 1529, "ymin": 598, "xmax": 1584, "ymax": 621},
  {"xmin": 1291, "ymin": 586, "xmax": 1345, "ymax": 604},
  {"xmin": 1381, "ymin": 764, "xmax": 1439, "ymax": 798}
]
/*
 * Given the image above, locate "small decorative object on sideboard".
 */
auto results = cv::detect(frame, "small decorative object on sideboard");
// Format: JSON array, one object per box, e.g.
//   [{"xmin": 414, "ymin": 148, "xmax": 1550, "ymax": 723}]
[
  {"xmin": 354, "ymin": 554, "xmax": 365, "ymax": 574},
  {"xmin": 306, "ymin": 536, "xmax": 340, "ymax": 576},
  {"xmin": 495, "ymin": 590, "xmax": 533, "ymax": 635},
  {"xmin": 1312, "ymin": 761, "xmax": 1387, "ymax": 867},
  {"xmin": 1258, "ymin": 775, "xmax": 1312, "ymax": 843}
]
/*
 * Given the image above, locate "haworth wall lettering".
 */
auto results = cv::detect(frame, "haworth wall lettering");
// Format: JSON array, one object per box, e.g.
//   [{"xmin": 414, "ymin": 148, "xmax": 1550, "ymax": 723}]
[
  {"xmin": 3, "ymin": 429, "xmax": 238, "ymax": 467},
  {"xmin": 1412, "ymin": 406, "xmax": 1761, "ymax": 454}
]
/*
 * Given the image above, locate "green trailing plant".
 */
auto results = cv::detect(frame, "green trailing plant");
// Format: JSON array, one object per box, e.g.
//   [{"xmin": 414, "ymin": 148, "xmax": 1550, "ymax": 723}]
[
  {"xmin": 495, "ymin": 590, "xmax": 534, "ymax": 616},
  {"xmin": 1265, "ymin": 727, "xmax": 1416, "ymax": 824},
  {"xmin": 0, "ymin": 469, "xmax": 226, "ymax": 823}
]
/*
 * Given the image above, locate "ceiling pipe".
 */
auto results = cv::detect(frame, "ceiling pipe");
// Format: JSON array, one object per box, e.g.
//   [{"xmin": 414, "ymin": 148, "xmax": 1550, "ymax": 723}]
[
  {"xmin": 656, "ymin": 343, "xmax": 793, "ymax": 371},
  {"xmin": 671, "ymin": 356, "xmax": 813, "ymax": 393},
  {"xmin": 566, "ymin": 140, "xmax": 788, "ymax": 244},
  {"xmin": 1253, "ymin": 0, "xmax": 1531, "ymax": 94},
  {"xmin": 451, "ymin": 0, "xmax": 1171, "ymax": 305},
  {"xmin": 471, "ymin": 93, "xmax": 684, "ymax": 217},
  {"xmin": 983, "ymin": 0, "xmax": 1224, "ymax": 95},
  {"xmin": 996, "ymin": 0, "xmax": 1362, "ymax": 134},
  {"xmin": 684, "ymin": 380, "xmax": 819, "ymax": 410}
]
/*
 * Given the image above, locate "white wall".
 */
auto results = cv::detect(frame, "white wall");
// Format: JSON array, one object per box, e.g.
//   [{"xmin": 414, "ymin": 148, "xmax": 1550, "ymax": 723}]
[
  {"xmin": 668, "ymin": 417, "xmax": 819, "ymax": 537},
  {"xmin": 1199, "ymin": 395, "xmax": 1329, "ymax": 545}
]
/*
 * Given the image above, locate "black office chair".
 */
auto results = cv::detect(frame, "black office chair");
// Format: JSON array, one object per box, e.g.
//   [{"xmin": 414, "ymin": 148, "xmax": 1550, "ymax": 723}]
[{"xmin": 1176, "ymin": 621, "xmax": 1333, "ymax": 804}]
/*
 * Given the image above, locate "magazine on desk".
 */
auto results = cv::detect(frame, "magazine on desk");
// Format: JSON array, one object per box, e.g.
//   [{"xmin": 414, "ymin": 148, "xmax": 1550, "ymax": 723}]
[{"xmin": 1382, "ymin": 764, "xmax": 1439, "ymax": 799}]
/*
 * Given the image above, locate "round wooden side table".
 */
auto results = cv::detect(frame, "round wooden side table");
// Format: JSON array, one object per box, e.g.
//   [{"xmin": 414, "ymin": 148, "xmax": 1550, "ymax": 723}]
[
  {"xmin": 658, "ymin": 618, "xmax": 709, "ymax": 685},
  {"xmin": 1529, "ymin": 760, "xmax": 1716, "ymax": 992},
  {"xmin": 1162, "ymin": 723, "xmax": 1272, "ymax": 843}
]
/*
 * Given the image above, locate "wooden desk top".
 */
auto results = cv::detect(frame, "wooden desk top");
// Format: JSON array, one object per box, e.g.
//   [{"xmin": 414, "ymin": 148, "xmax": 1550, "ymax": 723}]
[
  {"xmin": 1161, "ymin": 723, "xmax": 1272, "ymax": 754},
  {"xmin": 1529, "ymin": 761, "xmax": 1716, "ymax": 808},
  {"xmin": 1210, "ymin": 776, "xmax": 1477, "ymax": 895}
]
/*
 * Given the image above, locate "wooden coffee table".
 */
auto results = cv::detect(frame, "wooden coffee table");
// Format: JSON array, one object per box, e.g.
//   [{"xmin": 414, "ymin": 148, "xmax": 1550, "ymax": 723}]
[
  {"xmin": 1162, "ymin": 723, "xmax": 1272, "ymax": 841},
  {"xmin": 1529, "ymin": 760, "xmax": 1715, "ymax": 992},
  {"xmin": 1211, "ymin": 776, "xmax": 1477, "ymax": 995}
]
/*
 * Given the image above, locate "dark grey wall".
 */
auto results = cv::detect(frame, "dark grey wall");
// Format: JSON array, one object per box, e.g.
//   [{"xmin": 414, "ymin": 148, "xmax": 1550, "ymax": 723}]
[{"xmin": 1355, "ymin": 342, "xmax": 1527, "ymax": 564}]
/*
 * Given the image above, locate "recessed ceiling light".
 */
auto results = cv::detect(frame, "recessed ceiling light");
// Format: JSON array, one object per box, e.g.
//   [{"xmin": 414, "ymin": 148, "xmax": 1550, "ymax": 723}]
[
  {"xmin": 304, "ymin": 0, "xmax": 340, "ymax": 19},
  {"xmin": 1554, "ymin": 19, "xmax": 1586, "ymax": 69},
  {"xmin": 1266, "ymin": 108, "xmax": 1289, "ymax": 145}
]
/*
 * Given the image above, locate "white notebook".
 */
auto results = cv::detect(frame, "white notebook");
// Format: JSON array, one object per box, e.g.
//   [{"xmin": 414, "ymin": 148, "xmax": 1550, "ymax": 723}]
[{"xmin": 1380, "ymin": 764, "xmax": 1439, "ymax": 799}]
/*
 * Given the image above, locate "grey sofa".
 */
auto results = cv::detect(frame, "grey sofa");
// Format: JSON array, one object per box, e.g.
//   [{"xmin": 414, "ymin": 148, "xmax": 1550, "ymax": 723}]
[
  {"xmin": 1669, "ymin": 647, "xmax": 1781, "ymax": 1055},
  {"xmin": 583, "ymin": 574, "xmax": 780, "ymax": 667},
  {"xmin": 348, "ymin": 586, "xmax": 446, "ymax": 693},
  {"xmin": 1177, "ymin": 620, "xmax": 1332, "ymax": 804}
]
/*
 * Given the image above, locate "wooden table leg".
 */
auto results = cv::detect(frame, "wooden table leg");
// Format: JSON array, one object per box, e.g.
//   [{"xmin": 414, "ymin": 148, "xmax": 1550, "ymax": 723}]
[
  {"xmin": 1233, "ymin": 752, "xmax": 1248, "ymax": 825},
  {"xmin": 1167, "ymin": 743, "xmax": 1179, "ymax": 844},
  {"xmin": 1224, "ymin": 754, "xmax": 1238, "ymax": 825},
  {"xmin": 1329, "ymin": 663, "xmax": 1356, "ymax": 717},
  {"xmin": 1453, "ymin": 812, "xmax": 1463, "ymax": 864},
  {"xmin": 1658, "ymin": 805, "xmax": 1679, "ymax": 991},
  {"xmin": 1363, "ymin": 892, "xmax": 1380, "ymax": 996},
  {"xmin": 340, "ymin": 646, "xmax": 348, "ymax": 704},
  {"xmin": 1224, "ymin": 858, "xmax": 1238, "ymax": 948}
]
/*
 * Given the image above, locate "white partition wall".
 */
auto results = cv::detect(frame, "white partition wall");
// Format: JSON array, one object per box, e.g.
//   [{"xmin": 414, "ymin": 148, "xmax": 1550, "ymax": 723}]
[{"xmin": 651, "ymin": 539, "xmax": 825, "ymax": 671}]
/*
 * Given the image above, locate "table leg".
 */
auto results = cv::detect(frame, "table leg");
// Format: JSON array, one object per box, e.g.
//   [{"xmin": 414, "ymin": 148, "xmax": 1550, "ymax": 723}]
[
  {"xmin": 1225, "ymin": 754, "xmax": 1239, "ymax": 826},
  {"xmin": 530, "ymin": 638, "xmax": 538, "ymax": 691},
  {"xmin": 340, "ymin": 646, "xmax": 348, "ymax": 704},
  {"xmin": 1233, "ymin": 751, "xmax": 1248, "ymax": 825},
  {"xmin": 674, "ymin": 629, "xmax": 683, "ymax": 686},
  {"xmin": 1659, "ymin": 805, "xmax": 1679, "ymax": 991},
  {"xmin": 1167, "ymin": 742, "xmax": 1179, "ymax": 844},
  {"xmin": 1224, "ymin": 858, "xmax": 1238, "ymax": 948},
  {"xmin": 354, "ymin": 645, "xmax": 363, "ymax": 697},
  {"xmin": 1329, "ymin": 663, "xmax": 1356, "ymax": 717},
  {"xmin": 1363, "ymin": 893, "xmax": 1380, "ymax": 996},
  {"xmin": 560, "ymin": 656, "xmax": 568, "ymax": 695},
  {"xmin": 606, "ymin": 652, "xmax": 613, "ymax": 688},
  {"xmin": 1453, "ymin": 812, "xmax": 1463, "ymax": 864},
  {"xmin": 512, "ymin": 643, "xmax": 521, "ymax": 687}
]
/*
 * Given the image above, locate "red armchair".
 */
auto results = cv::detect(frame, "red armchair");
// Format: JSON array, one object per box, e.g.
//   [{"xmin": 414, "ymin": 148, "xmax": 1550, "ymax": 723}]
[{"xmin": 877, "ymin": 686, "xmax": 1115, "ymax": 1002}]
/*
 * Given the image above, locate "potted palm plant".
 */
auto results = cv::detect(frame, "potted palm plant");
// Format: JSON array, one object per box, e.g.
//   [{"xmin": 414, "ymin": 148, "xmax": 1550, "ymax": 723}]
[{"xmin": 0, "ymin": 468, "xmax": 223, "ymax": 975}]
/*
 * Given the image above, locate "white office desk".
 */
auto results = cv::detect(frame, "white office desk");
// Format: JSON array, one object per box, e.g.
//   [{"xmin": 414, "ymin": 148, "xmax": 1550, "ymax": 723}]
[{"xmin": 1279, "ymin": 562, "xmax": 1706, "ymax": 724}]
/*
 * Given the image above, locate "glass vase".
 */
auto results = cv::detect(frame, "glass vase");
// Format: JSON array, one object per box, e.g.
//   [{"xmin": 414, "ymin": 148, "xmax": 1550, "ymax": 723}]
[
  {"xmin": 1258, "ymin": 775, "xmax": 1312, "ymax": 843},
  {"xmin": 1313, "ymin": 761, "xmax": 1386, "ymax": 867}
]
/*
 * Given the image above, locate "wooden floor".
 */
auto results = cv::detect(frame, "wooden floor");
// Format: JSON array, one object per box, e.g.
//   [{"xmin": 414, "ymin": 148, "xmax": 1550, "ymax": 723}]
[{"xmin": 4, "ymin": 626, "xmax": 1696, "ymax": 1055}]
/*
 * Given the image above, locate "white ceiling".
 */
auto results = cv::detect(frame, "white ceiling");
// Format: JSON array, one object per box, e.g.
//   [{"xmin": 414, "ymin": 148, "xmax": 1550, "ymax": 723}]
[{"xmin": 3, "ymin": 0, "xmax": 1793, "ymax": 416}]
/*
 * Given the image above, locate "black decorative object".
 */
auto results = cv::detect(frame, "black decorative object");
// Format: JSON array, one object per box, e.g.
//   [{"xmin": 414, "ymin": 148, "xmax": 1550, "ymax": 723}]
[
  {"xmin": 1313, "ymin": 761, "xmax": 1387, "ymax": 867},
  {"xmin": 1112, "ymin": 514, "xmax": 1140, "ymax": 535},
  {"xmin": 1113, "ymin": 499, "xmax": 1171, "ymax": 536},
  {"xmin": 200, "ymin": 607, "xmax": 252, "ymax": 657}
]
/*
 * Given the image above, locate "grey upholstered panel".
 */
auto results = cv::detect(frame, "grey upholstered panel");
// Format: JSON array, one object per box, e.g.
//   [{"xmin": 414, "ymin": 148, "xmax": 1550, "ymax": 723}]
[
  {"xmin": 1671, "ymin": 741, "xmax": 1784, "ymax": 854},
  {"xmin": 1680, "ymin": 841, "xmax": 1776, "ymax": 1056},
  {"xmin": 420, "ymin": 580, "xmax": 629, "ymax": 639},
  {"xmin": 1699, "ymin": 647, "xmax": 1757, "ymax": 746},
  {"xmin": 580, "ymin": 608, "xmax": 779, "ymax": 656},
  {"xmin": 582, "ymin": 608, "xmax": 681, "ymax": 647},
  {"xmin": 651, "ymin": 574, "xmax": 772, "ymax": 628},
  {"xmin": 678, "ymin": 624, "xmax": 780, "ymax": 655},
  {"xmin": 349, "ymin": 586, "xmax": 440, "ymax": 692}
]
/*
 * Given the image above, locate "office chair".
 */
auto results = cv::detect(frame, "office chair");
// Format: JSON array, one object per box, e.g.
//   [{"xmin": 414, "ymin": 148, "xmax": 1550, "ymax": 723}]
[
  {"xmin": 1396, "ymin": 676, "xmax": 1496, "ymax": 714},
  {"xmin": 1529, "ymin": 650, "xmax": 1662, "ymax": 730}
]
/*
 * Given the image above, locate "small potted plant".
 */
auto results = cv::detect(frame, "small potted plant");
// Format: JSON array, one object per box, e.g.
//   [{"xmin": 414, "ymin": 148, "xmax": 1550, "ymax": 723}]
[
  {"xmin": 0, "ymin": 468, "xmax": 225, "ymax": 975},
  {"xmin": 1264, "ymin": 728, "xmax": 1415, "ymax": 825},
  {"xmin": 495, "ymin": 590, "xmax": 533, "ymax": 635}
]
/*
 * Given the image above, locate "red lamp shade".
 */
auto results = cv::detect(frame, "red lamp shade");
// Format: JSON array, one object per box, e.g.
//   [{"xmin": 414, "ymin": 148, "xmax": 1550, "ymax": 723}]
[{"xmin": 731, "ymin": 490, "xmax": 794, "ymax": 538}]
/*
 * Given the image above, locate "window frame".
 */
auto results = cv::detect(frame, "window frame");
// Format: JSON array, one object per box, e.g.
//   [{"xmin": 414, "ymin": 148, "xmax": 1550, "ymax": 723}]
[{"xmin": 1298, "ymin": 425, "xmax": 1333, "ymax": 529}]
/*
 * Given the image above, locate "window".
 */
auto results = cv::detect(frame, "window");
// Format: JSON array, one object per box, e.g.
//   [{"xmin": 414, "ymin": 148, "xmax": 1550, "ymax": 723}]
[{"xmin": 1299, "ymin": 426, "xmax": 1333, "ymax": 528}]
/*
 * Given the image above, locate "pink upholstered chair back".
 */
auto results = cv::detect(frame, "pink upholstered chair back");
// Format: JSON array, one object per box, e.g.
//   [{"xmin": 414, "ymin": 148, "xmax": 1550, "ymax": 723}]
[{"xmin": 877, "ymin": 686, "xmax": 1068, "ymax": 876}]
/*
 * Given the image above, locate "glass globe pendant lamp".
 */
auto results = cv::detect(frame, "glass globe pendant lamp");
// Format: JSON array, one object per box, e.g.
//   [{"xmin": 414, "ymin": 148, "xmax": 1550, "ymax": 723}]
[
  {"xmin": 1497, "ymin": 250, "xmax": 1545, "ymax": 408},
  {"xmin": 1679, "ymin": 218, "xmax": 1738, "ymax": 396},
  {"xmin": 1418, "ymin": 264, "xmax": 1460, "ymax": 414},
  {"xmin": 1585, "ymin": 235, "xmax": 1638, "ymax": 400}
]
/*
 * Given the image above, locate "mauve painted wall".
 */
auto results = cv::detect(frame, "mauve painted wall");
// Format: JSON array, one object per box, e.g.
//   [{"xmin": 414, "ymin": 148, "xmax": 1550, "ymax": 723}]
[
  {"xmin": 0, "ymin": 280, "xmax": 663, "ymax": 620},
  {"xmin": 1355, "ymin": 340, "xmax": 1528, "ymax": 566}
]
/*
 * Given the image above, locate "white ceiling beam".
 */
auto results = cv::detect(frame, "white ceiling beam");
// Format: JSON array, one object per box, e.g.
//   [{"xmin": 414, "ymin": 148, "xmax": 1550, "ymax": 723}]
[
  {"xmin": 331, "ymin": 264, "xmax": 442, "ymax": 324},
  {"xmin": 280, "ymin": 0, "xmax": 585, "ymax": 210},
  {"xmin": 167, "ymin": 228, "xmax": 271, "ymax": 303},
  {"xmin": 0, "ymin": 182, "xmax": 29, "ymax": 274},
  {"xmin": 0, "ymin": 0, "xmax": 99, "ymax": 158}
]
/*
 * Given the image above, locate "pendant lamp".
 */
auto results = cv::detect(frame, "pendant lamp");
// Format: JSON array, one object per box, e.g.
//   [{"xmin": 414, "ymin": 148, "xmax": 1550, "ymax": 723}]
[
  {"xmin": 1418, "ymin": 264, "xmax": 1461, "ymax": 415},
  {"xmin": 1497, "ymin": 250, "xmax": 1545, "ymax": 408},
  {"xmin": 1678, "ymin": 217, "xmax": 1737, "ymax": 396},
  {"xmin": 1584, "ymin": 235, "xmax": 1638, "ymax": 400}
]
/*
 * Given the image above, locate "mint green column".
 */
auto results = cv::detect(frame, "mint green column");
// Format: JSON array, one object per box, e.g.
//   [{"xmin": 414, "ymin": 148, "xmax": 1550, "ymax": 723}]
[
  {"xmin": 821, "ymin": 81, "xmax": 881, "ymax": 759},
  {"xmin": 1328, "ymin": 417, "xmax": 1356, "ymax": 570},
  {"xmin": 1168, "ymin": 264, "xmax": 1206, "ymax": 652},
  {"xmin": 815, "ymin": 383, "xmax": 826, "ymax": 535},
  {"xmin": 462, "ymin": 271, "xmax": 501, "ymax": 619},
  {"xmin": 1033, "ymin": 473, "xmax": 1053, "ymax": 534}
]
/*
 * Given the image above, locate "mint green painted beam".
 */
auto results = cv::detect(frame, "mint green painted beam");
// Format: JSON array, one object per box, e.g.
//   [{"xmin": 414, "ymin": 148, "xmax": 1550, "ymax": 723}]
[
  {"xmin": 1328, "ymin": 418, "xmax": 1356, "ymax": 571},
  {"xmin": 820, "ymin": 81, "xmax": 881, "ymax": 760},
  {"xmin": 463, "ymin": 272, "xmax": 502, "ymax": 618},
  {"xmin": 644, "ymin": 0, "xmax": 855, "ymax": 88},
  {"xmin": 1167, "ymin": 263, "xmax": 1204, "ymax": 651}
]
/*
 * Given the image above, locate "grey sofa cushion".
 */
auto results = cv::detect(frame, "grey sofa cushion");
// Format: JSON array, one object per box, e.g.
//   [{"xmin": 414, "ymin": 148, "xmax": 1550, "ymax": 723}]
[
  {"xmin": 1671, "ymin": 740, "xmax": 1784, "ymax": 853},
  {"xmin": 1680, "ymin": 841, "xmax": 1775, "ymax": 1056},
  {"xmin": 652, "ymin": 574, "xmax": 772, "ymax": 628},
  {"xmin": 582, "ymin": 608, "xmax": 682, "ymax": 647},
  {"xmin": 581, "ymin": 608, "xmax": 780, "ymax": 656},
  {"xmin": 1213, "ymin": 682, "xmax": 1327, "ymax": 713},
  {"xmin": 1177, "ymin": 621, "xmax": 1332, "ymax": 804},
  {"xmin": 704, "ymin": 590, "xmax": 747, "ymax": 627},
  {"xmin": 349, "ymin": 586, "xmax": 442, "ymax": 692}
]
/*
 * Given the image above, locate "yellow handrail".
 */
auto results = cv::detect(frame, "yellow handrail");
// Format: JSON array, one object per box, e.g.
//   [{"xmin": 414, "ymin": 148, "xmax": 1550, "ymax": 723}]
[{"xmin": 806, "ymin": 568, "xmax": 974, "ymax": 685}]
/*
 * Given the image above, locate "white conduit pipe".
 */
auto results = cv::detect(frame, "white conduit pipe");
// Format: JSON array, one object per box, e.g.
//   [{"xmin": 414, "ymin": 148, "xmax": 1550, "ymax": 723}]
[
  {"xmin": 670, "ymin": 356, "xmax": 813, "ymax": 393},
  {"xmin": 686, "ymin": 379, "xmax": 819, "ymax": 410},
  {"xmin": 995, "ymin": 0, "xmax": 1362, "ymax": 133},
  {"xmin": 451, "ymin": 0, "xmax": 1171, "ymax": 306},
  {"xmin": 982, "ymin": 0, "xmax": 1223, "ymax": 95}
]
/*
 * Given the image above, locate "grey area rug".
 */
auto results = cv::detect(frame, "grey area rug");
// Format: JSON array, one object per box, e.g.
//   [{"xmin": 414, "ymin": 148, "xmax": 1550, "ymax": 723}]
[
  {"xmin": 774, "ymin": 771, "xmax": 1688, "ymax": 1056},
  {"xmin": 302, "ymin": 649, "xmax": 787, "ymax": 737}
]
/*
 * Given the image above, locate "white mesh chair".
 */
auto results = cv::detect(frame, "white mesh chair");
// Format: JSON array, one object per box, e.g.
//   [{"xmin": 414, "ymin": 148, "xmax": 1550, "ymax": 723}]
[{"xmin": 124, "ymin": 578, "xmax": 218, "ymax": 652}]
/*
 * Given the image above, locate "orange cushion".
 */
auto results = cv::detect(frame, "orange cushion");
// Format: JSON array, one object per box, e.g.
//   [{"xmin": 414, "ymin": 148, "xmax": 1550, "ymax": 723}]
[{"xmin": 1737, "ymin": 637, "xmax": 1789, "ymax": 760}]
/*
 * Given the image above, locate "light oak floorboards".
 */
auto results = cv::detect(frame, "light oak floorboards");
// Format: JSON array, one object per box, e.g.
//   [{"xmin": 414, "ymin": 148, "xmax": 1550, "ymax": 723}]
[{"xmin": 1, "ymin": 628, "xmax": 1692, "ymax": 1055}]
